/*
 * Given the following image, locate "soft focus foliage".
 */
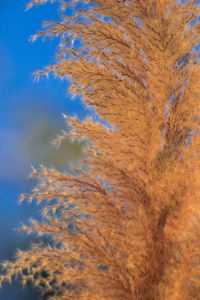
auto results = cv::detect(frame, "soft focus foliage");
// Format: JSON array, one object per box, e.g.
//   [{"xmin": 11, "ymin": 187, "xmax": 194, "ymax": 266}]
[
  {"xmin": 1, "ymin": 103, "xmax": 84, "ymax": 182},
  {"xmin": 1, "ymin": 0, "xmax": 200, "ymax": 299}
]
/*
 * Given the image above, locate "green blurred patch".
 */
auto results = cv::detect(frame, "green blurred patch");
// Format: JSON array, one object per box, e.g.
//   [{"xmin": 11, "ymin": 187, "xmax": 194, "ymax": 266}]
[{"xmin": 14, "ymin": 100, "xmax": 85, "ymax": 173}]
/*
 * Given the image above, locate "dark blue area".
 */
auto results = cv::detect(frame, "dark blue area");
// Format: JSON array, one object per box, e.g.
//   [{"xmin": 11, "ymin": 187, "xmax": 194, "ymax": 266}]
[{"xmin": 0, "ymin": 1, "xmax": 88, "ymax": 299}]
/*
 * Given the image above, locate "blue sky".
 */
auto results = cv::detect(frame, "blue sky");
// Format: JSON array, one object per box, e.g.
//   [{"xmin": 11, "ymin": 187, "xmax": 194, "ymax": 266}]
[{"xmin": 0, "ymin": 1, "xmax": 88, "ymax": 299}]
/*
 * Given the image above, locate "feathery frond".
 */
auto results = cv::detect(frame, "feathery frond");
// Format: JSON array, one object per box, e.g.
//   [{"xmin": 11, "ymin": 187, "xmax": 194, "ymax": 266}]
[{"xmin": 1, "ymin": 0, "xmax": 200, "ymax": 299}]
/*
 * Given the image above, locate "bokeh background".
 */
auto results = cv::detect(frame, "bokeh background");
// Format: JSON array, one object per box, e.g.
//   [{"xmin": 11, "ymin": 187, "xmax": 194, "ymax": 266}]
[{"xmin": 0, "ymin": 1, "xmax": 89, "ymax": 299}]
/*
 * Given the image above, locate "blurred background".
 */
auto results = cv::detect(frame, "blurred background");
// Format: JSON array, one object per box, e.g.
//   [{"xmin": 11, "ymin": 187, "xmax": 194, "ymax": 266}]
[{"xmin": 0, "ymin": 1, "xmax": 89, "ymax": 299}]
